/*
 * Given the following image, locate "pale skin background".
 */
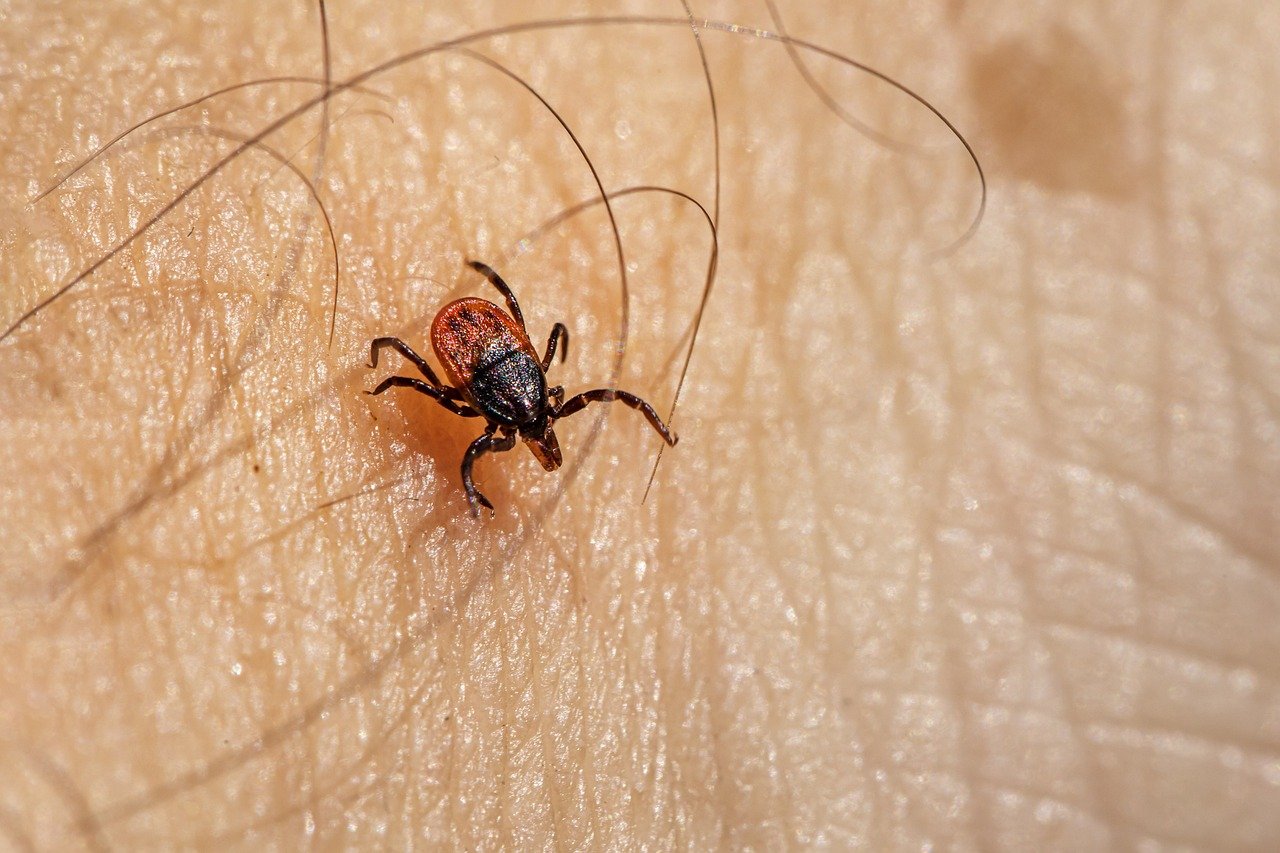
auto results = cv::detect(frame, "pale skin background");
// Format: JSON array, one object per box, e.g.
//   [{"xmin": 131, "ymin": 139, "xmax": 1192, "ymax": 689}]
[{"xmin": 0, "ymin": 0, "xmax": 1278, "ymax": 849}]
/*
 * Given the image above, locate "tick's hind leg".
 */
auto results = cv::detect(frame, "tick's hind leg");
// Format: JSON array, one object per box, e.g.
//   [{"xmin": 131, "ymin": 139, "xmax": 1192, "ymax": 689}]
[
  {"xmin": 366, "ymin": 375, "xmax": 480, "ymax": 418},
  {"xmin": 465, "ymin": 260, "xmax": 526, "ymax": 333},
  {"xmin": 369, "ymin": 336, "xmax": 446, "ymax": 388},
  {"xmin": 461, "ymin": 427, "xmax": 518, "ymax": 518},
  {"xmin": 556, "ymin": 389, "xmax": 678, "ymax": 446}
]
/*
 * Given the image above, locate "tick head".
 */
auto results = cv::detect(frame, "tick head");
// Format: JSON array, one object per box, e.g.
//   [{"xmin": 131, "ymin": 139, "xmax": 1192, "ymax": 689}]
[{"xmin": 521, "ymin": 419, "xmax": 562, "ymax": 471}]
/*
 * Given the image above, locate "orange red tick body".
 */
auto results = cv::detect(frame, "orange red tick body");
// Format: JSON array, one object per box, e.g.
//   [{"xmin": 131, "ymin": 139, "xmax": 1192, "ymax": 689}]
[{"xmin": 367, "ymin": 260, "xmax": 678, "ymax": 517}]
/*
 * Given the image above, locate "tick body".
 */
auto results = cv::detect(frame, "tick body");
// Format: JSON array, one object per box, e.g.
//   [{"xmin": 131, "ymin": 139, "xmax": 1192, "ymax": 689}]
[{"xmin": 367, "ymin": 260, "xmax": 678, "ymax": 517}]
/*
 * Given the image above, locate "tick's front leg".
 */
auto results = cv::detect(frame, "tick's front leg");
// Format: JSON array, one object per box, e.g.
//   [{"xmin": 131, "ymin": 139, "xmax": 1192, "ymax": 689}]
[
  {"xmin": 460, "ymin": 427, "xmax": 518, "ymax": 518},
  {"xmin": 556, "ymin": 388, "xmax": 678, "ymax": 446}
]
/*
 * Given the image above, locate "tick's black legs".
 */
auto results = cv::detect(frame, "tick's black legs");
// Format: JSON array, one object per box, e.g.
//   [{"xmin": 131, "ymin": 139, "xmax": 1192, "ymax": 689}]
[
  {"xmin": 542, "ymin": 323, "xmax": 569, "ymax": 371},
  {"xmin": 367, "ymin": 336, "xmax": 477, "ymax": 416},
  {"xmin": 369, "ymin": 336, "xmax": 446, "ymax": 388},
  {"xmin": 556, "ymin": 389, "xmax": 678, "ymax": 447},
  {"xmin": 464, "ymin": 262, "xmax": 568, "ymax": 371},
  {"xmin": 365, "ymin": 376, "xmax": 480, "ymax": 418},
  {"xmin": 465, "ymin": 260, "xmax": 526, "ymax": 334},
  {"xmin": 461, "ymin": 427, "xmax": 518, "ymax": 517}
]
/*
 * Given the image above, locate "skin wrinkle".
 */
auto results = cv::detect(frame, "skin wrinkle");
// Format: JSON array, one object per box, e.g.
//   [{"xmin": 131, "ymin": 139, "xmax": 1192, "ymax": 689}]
[
  {"xmin": 1061, "ymin": 436, "xmax": 1272, "ymax": 574},
  {"xmin": 0, "ymin": 804, "xmax": 38, "ymax": 853},
  {"xmin": 998, "ymin": 350, "xmax": 1122, "ymax": 848},
  {"xmin": 790, "ymin": 245, "xmax": 886, "ymax": 836},
  {"xmin": 983, "ymin": 436, "xmax": 1123, "ymax": 844},
  {"xmin": 948, "ymin": 414, "xmax": 1003, "ymax": 849},
  {"xmin": 972, "ymin": 16, "xmax": 1254, "ymax": 840},
  {"xmin": 124, "ymin": 95, "xmax": 326, "ymax": 587},
  {"xmin": 8, "ymin": 748, "xmax": 108, "ymax": 853},
  {"xmin": 47, "ymin": 173, "xmax": 329, "ymax": 600},
  {"xmin": 912, "ymin": 177, "xmax": 983, "ymax": 843},
  {"xmin": 798, "ymin": 473, "xmax": 852, "ymax": 829},
  {"xmin": 495, "ymin": 560, "xmax": 514, "ymax": 847},
  {"xmin": 2, "ymin": 0, "xmax": 1280, "ymax": 848},
  {"xmin": 1041, "ymin": 622, "xmax": 1280, "ymax": 754},
  {"xmin": 1201, "ymin": 223, "xmax": 1270, "ymax": 530},
  {"xmin": 1147, "ymin": 7, "xmax": 1175, "ymax": 502},
  {"xmin": 856, "ymin": 222, "xmax": 956, "ymax": 842},
  {"xmin": 64, "ymin": 262, "xmax": 397, "ymax": 607},
  {"xmin": 202, "ymin": 656, "xmax": 437, "ymax": 847},
  {"xmin": 102, "ymin": 595, "xmax": 401, "ymax": 833}
]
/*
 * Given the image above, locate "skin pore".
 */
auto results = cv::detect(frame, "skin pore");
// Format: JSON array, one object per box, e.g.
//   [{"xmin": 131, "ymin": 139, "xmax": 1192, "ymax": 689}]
[{"xmin": 1, "ymin": 0, "xmax": 1278, "ymax": 848}]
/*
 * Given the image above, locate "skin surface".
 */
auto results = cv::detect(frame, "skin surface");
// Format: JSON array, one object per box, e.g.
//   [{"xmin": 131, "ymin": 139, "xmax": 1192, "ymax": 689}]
[{"xmin": 1, "ymin": 0, "xmax": 1278, "ymax": 849}]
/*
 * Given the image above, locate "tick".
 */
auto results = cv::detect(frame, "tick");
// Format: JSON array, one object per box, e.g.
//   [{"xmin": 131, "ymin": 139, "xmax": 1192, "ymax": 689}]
[{"xmin": 366, "ymin": 260, "xmax": 678, "ymax": 517}]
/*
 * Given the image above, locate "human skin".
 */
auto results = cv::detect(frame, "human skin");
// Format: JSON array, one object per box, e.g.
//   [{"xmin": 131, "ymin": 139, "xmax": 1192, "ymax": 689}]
[{"xmin": 1, "ymin": 0, "xmax": 1278, "ymax": 848}]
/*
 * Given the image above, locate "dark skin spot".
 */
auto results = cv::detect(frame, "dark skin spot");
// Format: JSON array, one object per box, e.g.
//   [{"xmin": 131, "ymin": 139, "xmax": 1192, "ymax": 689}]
[{"xmin": 969, "ymin": 26, "xmax": 1137, "ymax": 199}]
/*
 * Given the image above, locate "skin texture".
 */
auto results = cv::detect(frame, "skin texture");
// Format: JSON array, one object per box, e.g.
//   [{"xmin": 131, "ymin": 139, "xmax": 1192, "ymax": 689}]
[{"xmin": 1, "ymin": 0, "xmax": 1278, "ymax": 849}]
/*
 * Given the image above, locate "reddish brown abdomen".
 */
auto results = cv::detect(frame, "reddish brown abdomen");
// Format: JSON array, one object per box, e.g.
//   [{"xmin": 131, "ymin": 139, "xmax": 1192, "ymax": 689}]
[
  {"xmin": 430, "ymin": 298, "xmax": 534, "ymax": 383},
  {"xmin": 431, "ymin": 298, "xmax": 546, "ymax": 426}
]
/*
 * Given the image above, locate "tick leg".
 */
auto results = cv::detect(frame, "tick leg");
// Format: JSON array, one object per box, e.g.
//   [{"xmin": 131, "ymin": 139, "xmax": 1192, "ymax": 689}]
[
  {"xmin": 542, "ymin": 322, "xmax": 569, "ymax": 371},
  {"xmin": 548, "ymin": 385, "xmax": 565, "ymax": 408},
  {"xmin": 461, "ymin": 427, "xmax": 518, "ymax": 518},
  {"xmin": 366, "ymin": 375, "xmax": 481, "ymax": 418},
  {"xmin": 368, "ymin": 336, "xmax": 448, "ymax": 389},
  {"xmin": 465, "ymin": 260, "xmax": 526, "ymax": 334},
  {"xmin": 556, "ymin": 389, "xmax": 679, "ymax": 447}
]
